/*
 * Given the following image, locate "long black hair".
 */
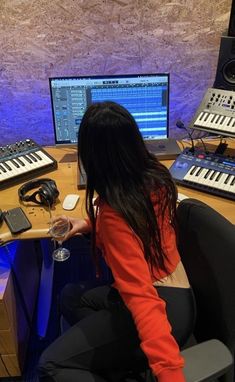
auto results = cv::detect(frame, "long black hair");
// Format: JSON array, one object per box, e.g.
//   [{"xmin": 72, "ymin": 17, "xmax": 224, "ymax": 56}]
[{"xmin": 78, "ymin": 101, "xmax": 177, "ymax": 275}]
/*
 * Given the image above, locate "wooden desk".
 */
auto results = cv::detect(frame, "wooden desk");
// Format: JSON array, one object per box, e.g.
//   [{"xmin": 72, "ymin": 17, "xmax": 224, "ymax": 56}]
[
  {"xmin": 0, "ymin": 141, "xmax": 234, "ymax": 245},
  {"xmin": 0, "ymin": 147, "xmax": 86, "ymax": 245},
  {"xmin": 0, "ymin": 140, "xmax": 234, "ymax": 376}
]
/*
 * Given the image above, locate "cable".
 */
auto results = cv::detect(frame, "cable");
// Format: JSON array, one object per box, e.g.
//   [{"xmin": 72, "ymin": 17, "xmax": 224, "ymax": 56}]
[
  {"xmin": 175, "ymin": 120, "xmax": 195, "ymax": 153},
  {"xmin": 199, "ymin": 138, "xmax": 208, "ymax": 152}
]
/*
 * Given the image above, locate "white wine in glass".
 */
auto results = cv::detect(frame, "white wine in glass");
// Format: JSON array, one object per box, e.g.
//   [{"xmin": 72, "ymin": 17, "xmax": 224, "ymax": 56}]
[{"xmin": 49, "ymin": 216, "xmax": 71, "ymax": 262}]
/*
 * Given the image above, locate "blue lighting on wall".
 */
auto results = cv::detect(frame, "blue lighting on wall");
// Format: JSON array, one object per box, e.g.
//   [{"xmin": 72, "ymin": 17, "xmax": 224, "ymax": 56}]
[
  {"xmin": 0, "ymin": 88, "xmax": 55, "ymax": 147},
  {"xmin": 0, "ymin": 73, "xmax": 185, "ymax": 148}
]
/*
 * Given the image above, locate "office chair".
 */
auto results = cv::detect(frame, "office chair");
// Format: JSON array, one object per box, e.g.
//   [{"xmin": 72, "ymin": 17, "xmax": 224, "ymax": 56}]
[
  {"xmin": 176, "ymin": 198, "xmax": 235, "ymax": 382},
  {"xmin": 126, "ymin": 198, "xmax": 234, "ymax": 382},
  {"xmin": 61, "ymin": 198, "xmax": 234, "ymax": 382}
]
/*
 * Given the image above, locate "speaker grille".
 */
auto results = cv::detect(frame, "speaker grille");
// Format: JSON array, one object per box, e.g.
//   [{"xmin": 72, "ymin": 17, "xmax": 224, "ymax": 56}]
[
  {"xmin": 214, "ymin": 36, "xmax": 235, "ymax": 90},
  {"xmin": 223, "ymin": 59, "xmax": 235, "ymax": 84}
]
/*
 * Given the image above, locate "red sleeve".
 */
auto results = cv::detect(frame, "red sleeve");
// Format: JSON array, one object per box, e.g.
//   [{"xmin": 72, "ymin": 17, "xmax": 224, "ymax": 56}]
[
  {"xmin": 97, "ymin": 206, "xmax": 185, "ymax": 382},
  {"xmin": 84, "ymin": 217, "xmax": 92, "ymax": 231}
]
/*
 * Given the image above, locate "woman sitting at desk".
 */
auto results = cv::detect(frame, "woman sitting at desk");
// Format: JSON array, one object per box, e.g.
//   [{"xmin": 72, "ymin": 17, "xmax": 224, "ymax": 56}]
[{"xmin": 38, "ymin": 101, "xmax": 196, "ymax": 382}]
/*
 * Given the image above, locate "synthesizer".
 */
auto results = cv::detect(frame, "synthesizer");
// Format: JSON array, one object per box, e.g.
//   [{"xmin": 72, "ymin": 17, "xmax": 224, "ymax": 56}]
[
  {"xmin": 0, "ymin": 139, "xmax": 57, "ymax": 190},
  {"xmin": 169, "ymin": 148, "xmax": 235, "ymax": 201},
  {"xmin": 189, "ymin": 88, "xmax": 235, "ymax": 137}
]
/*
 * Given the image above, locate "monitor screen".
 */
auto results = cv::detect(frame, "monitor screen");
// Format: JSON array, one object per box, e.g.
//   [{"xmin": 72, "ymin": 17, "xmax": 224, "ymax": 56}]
[{"xmin": 49, "ymin": 73, "xmax": 169, "ymax": 145}]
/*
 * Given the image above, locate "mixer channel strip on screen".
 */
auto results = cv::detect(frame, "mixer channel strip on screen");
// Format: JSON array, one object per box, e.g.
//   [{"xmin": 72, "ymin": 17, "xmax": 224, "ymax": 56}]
[
  {"xmin": 0, "ymin": 139, "xmax": 57, "ymax": 189},
  {"xmin": 169, "ymin": 148, "xmax": 235, "ymax": 201}
]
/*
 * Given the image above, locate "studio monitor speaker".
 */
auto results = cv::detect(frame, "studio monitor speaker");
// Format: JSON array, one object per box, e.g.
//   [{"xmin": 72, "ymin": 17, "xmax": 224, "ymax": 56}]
[
  {"xmin": 228, "ymin": 0, "xmax": 235, "ymax": 37},
  {"xmin": 213, "ymin": 36, "xmax": 235, "ymax": 91}
]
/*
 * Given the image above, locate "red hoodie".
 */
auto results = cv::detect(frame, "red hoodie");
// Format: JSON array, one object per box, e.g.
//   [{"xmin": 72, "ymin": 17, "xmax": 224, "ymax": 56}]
[{"xmin": 94, "ymin": 196, "xmax": 186, "ymax": 382}]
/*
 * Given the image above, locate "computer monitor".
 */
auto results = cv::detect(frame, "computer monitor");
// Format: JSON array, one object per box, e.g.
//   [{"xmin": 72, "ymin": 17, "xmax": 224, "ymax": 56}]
[{"xmin": 49, "ymin": 73, "xmax": 170, "ymax": 145}]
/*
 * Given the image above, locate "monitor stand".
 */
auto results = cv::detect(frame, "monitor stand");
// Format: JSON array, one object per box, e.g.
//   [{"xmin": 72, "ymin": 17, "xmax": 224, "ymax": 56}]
[{"xmin": 145, "ymin": 138, "xmax": 182, "ymax": 160}]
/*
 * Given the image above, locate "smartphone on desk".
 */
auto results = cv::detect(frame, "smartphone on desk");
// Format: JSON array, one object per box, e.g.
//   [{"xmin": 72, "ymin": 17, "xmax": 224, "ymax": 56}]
[{"xmin": 3, "ymin": 207, "xmax": 32, "ymax": 234}]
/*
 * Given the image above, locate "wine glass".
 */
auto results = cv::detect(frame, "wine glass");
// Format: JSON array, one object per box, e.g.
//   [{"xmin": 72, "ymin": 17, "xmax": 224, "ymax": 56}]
[{"xmin": 49, "ymin": 215, "xmax": 71, "ymax": 262}]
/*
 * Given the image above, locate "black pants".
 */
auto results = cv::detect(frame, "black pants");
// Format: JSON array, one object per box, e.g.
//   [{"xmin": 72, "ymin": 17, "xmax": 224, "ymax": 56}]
[{"xmin": 38, "ymin": 283, "xmax": 196, "ymax": 382}]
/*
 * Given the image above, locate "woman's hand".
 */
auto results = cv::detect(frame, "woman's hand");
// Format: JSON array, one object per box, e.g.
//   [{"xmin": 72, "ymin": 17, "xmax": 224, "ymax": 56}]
[{"xmin": 50, "ymin": 215, "xmax": 90, "ymax": 242}]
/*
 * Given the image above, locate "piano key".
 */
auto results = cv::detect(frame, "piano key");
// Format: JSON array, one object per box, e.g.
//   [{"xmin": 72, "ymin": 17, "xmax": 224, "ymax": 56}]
[
  {"xmin": 24, "ymin": 155, "xmax": 33, "ymax": 164},
  {"xmin": 184, "ymin": 166, "xmax": 198, "ymax": 181},
  {"xmin": 213, "ymin": 173, "xmax": 228, "ymax": 190},
  {"xmin": 18, "ymin": 156, "xmax": 33, "ymax": 171},
  {"xmin": 210, "ymin": 113, "xmax": 217, "ymax": 123},
  {"xmin": 224, "ymin": 174, "xmax": 232, "ymax": 184},
  {"xmin": 214, "ymin": 114, "xmax": 221, "ymax": 124},
  {"xmin": 205, "ymin": 113, "xmax": 216, "ymax": 128},
  {"xmin": 195, "ymin": 167, "xmax": 204, "ymax": 176},
  {"xmin": 194, "ymin": 107, "xmax": 235, "ymax": 135},
  {"xmin": 28, "ymin": 153, "xmax": 37, "ymax": 162},
  {"xmin": 228, "ymin": 119, "xmax": 235, "ymax": 133},
  {"xmin": 198, "ymin": 111, "xmax": 205, "ymax": 121},
  {"xmin": 194, "ymin": 112, "xmax": 205, "ymax": 126},
  {"xmin": 189, "ymin": 165, "xmax": 198, "ymax": 175},
  {"xmin": 12, "ymin": 157, "xmax": 31, "ymax": 173},
  {"xmin": 203, "ymin": 171, "xmax": 219, "ymax": 187},
  {"xmin": 0, "ymin": 151, "xmax": 53, "ymax": 183},
  {"xmin": 209, "ymin": 171, "xmax": 221, "ymax": 187},
  {"xmin": 37, "ymin": 150, "xmax": 53, "ymax": 164},
  {"xmin": 204, "ymin": 168, "xmax": 213, "ymax": 178},
  {"xmin": 33, "ymin": 151, "xmax": 42, "ymax": 160},
  {"xmin": 20, "ymin": 155, "xmax": 41, "ymax": 170},
  {"xmin": 0, "ymin": 169, "xmax": 8, "ymax": 180},
  {"xmin": 0, "ymin": 164, "xmax": 7, "ymax": 173},
  {"xmin": 184, "ymin": 166, "xmax": 206, "ymax": 183},
  {"xmin": 220, "ymin": 116, "xmax": 233, "ymax": 132},
  {"xmin": 183, "ymin": 164, "xmax": 235, "ymax": 194},
  {"xmin": 226, "ymin": 175, "xmax": 235, "ymax": 193},
  {"xmin": 209, "ymin": 170, "xmax": 216, "ymax": 180},
  {"xmin": 5, "ymin": 160, "xmax": 27, "ymax": 177},
  {"xmin": 198, "ymin": 112, "xmax": 209, "ymax": 126},
  {"xmin": 2, "ymin": 162, "xmax": 12, "ymax": 171},
  {"xmin": 206, "ymin": 115, "xmax": 223, "ymax": 131},
  {"xmin": 0, "ymin": 141, "xmax": 57, "ymax": 188},
  {"xmin": 15, "ymin": 157, "xmax": 25, "ymax": 167},
  {"xmin": 5, "ymin": 160, "xmax": 20, "ymax": 176},
  {"xmin": 215, "ymin": 172, "xmax": 223, "ymax": 181},
  {"xmin": 11, "ymin": 159, "xmax": 20, "ymax": 168},
  {"xmin": 214, "ymin": 115, "xmax": 224, "ymax": 128},
  {"xmin": 204, "ymin": 113, "xmax": 210, "ymax": 122},
  {"xmin": 193, "ymin": 168, "xmax": 209, "ymax": 185},
  {"xmin": 220, "ymin": 174, "xmax": 234, "ymax": 191},
  {"xmin": 32, "ymin": 151, "xmax": 52, "ymax": 167},
  {"xmin": 219, "ymin": 115, "xmax": 226, "ymax": 125},
  {"xmin": 226, "ymin": 117, "xmax": 232, "ymax": 127}
]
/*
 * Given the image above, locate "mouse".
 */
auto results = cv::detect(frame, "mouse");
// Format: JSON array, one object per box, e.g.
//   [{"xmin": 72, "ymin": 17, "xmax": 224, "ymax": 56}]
[{"xmin": 62, "ymin": 194, "xmax": 80, "ymax": 210}]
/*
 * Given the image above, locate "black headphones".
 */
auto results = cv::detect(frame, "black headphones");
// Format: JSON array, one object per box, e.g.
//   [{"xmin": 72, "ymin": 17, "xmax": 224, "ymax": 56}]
[{"xmin": 18, "ymin": 178, "xmax": 59, "ymax": 207}]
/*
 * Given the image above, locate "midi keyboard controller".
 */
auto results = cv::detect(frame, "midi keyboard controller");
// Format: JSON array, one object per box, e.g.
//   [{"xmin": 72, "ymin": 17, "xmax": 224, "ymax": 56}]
[{"xmin": 169, "ymin": 148, "xmax": 235, "ymax": 201}]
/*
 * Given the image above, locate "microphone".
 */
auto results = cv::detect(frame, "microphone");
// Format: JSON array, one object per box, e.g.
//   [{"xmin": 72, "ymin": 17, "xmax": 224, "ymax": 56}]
[{"xmin": 176, "ymin": 120, "xmax": 195, "ymax": 153}]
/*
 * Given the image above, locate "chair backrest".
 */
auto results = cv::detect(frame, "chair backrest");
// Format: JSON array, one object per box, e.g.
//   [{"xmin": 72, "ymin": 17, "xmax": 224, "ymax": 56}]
[{"xmin": 177, "ymin": 198, "xmax": 235, "ymax": 380}]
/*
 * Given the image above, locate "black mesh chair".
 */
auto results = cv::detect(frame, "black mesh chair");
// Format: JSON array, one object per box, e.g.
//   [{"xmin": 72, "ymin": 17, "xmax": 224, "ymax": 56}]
[
  {"xmin": 61, "ymin": 198, "xmax": 234, "ymax": 381},
  {"xmin": 131, "ymin": 198, "xmax": 234, "ymax": 382},
  {"xmin": 176, "ymin": 198, "xmax": 235, "ymax": 382}
]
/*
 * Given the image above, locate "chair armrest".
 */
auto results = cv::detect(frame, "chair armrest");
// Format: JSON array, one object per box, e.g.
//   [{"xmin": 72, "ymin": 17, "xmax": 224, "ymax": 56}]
[{"xmin": 181, "ymin": 339, "xmax": 233, "ymax": 382}]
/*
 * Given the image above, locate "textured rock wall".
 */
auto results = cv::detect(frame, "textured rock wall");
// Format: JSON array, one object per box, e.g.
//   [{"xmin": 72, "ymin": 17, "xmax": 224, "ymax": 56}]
[{"xmin": 0, "ymin": 0, "xmax": 232, "ymax": 146}]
